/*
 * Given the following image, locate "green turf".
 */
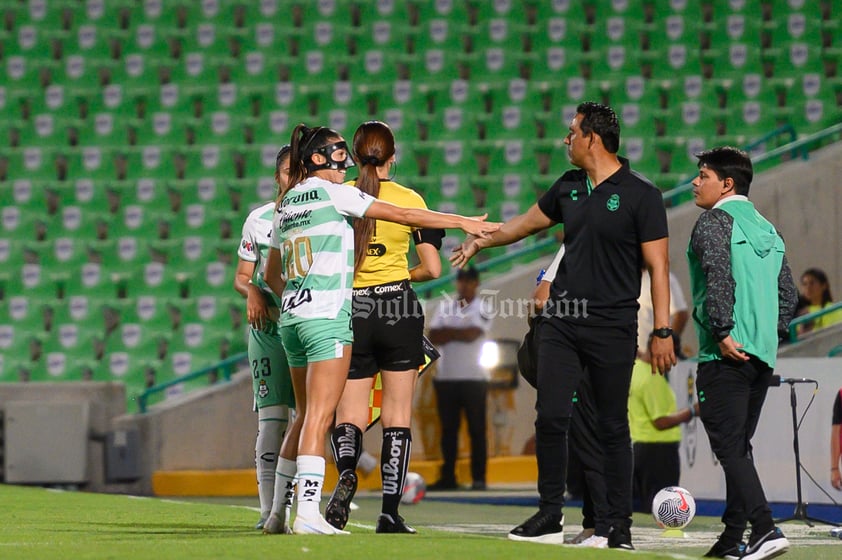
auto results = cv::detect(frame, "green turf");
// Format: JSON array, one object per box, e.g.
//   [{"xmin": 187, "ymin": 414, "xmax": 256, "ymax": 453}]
[{"xmin": 1, "ymin": 485, "xmax": 839, "ymax": 559}]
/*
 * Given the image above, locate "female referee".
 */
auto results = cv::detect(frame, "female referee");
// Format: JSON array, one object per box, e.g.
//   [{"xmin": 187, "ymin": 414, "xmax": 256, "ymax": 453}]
[
  {"xmin": 263, "ymin": 124, "xmax": 498, "ymax": 535},
  {"xmin": 325, "ymin": 121, "xmax": 443, "ymax": 534},
  {"xmin": 233, "ymin": 146, "xmax": 302, "ymax": 534}
]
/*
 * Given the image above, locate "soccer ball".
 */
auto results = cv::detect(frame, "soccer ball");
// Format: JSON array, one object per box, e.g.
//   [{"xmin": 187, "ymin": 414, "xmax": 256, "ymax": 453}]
[
  {"xmin": 401, "ymin": 472, "xmax": 426, "ymax": 505},
  {"xmin": 652, "ymin": 486, "xmax": 696, "ymax": 529}
]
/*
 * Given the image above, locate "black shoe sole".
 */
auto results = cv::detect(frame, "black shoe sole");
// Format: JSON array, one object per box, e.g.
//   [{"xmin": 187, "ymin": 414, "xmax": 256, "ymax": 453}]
[{"xmin": 325, "ymin": 471, "xmax": 357, "ymax": 530}]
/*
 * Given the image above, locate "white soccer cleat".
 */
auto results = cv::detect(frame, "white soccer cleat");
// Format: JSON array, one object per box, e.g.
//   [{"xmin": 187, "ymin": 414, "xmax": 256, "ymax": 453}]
[
  {"xmin": 293, "ymin": 513, "xmax": 350, "ymax": 535},
  {"xmin": 577, "ymin": 535, "xmax": 608, "ymax": 548},
  {"xmin": 262, "ymin": 512, "xmax": 292, "ymax": 535}
]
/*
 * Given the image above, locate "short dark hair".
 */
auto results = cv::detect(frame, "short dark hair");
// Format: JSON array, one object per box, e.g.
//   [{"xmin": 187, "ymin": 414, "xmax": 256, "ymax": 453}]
[
  {"xmin": 457, "ymin": 266, "xmax": 480, "ymax": 282},
  {"xmin": 576, "ymin": 101, "xmax": 620, "ymax": 153},
  {"xmin": 695, "ymin": 146, "xmax": 753, "ymax": 196}
]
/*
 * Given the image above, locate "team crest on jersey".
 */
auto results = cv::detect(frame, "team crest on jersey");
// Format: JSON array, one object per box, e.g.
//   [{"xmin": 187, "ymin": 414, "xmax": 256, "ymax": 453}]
[
  {"xmin": 607, "ymin": 193, "xmax": 620, "ymax": 211},
  {"xmin": 242, "ymin": 240, "xmax": 253, "ymax": 251},
  {"xmin": 258, "ymin": 379, "xmax": 269, "ymax": 398}
]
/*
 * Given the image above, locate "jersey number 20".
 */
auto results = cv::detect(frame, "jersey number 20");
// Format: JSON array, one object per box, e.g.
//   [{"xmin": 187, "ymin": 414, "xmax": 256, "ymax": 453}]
[{"xmin": 282, "ymin": 237, "xmax": 313, "ymax": 279}]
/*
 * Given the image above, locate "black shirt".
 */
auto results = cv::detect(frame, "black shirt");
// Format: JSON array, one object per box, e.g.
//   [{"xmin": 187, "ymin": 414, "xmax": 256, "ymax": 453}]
[
  {"xmin": 537, "ymin": 158, "xmax": 668, "ymax": 325},
  {"xmin": 833, "ymin": 390, "xmax": 842, "ymax": 425}
]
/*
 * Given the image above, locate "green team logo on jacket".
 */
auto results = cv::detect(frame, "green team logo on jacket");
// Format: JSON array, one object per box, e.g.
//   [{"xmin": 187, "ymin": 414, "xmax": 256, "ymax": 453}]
[{"xmin": 607, "ymin": 193, "xmax": 620, "ymax": 211}]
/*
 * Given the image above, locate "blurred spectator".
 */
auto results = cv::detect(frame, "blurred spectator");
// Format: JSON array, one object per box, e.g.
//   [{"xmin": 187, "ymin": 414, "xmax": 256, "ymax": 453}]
[
  {"xmin": 832, "ymin": 388, "xmax": 842, "ymax": 491},
  {"xmin": 798, "ymin": 268, "xmax": 842, "ymax": 332},
  {"xmin": 639, "ymin": 269, "xmax": 689, "ymax": 358},
  {"xmin": 428, "ymin": 266, "xmax": 492, "ymax": 491},
  {"xmin": 628, "ymin": 336, "xmax": 699, "ymax": 513}
]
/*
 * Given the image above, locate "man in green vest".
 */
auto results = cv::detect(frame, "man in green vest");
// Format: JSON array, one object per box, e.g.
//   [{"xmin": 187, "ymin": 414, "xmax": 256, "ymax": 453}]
[{"xmin": 687, "ymin": 147, "xmax": 798, "ymax": 560}]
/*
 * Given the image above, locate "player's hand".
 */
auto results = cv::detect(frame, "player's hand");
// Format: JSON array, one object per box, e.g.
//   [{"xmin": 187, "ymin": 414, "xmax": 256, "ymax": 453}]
[
  {"xmin": 450, "ymin": 235, "xmax": 482, "ymax": 268},
  {"xmin": 832, "ymin": 468, "xmax": 842, "ymax": 491},
  {"xmin": 531, "ymin": 281, "xmax": 551, "ymax": 313},
  {"xmin": 459, "ymin": 214, "xmax": 501, "ymax": 238},
  {"xmin": 246, "ymin": 283, "xmax": 271, "ymax": 331},
  {"xmin": 717, "ymin": 335, "xmax": 750, "ymax": 362},
  {"xmin": 649, "ymin": 335, "xmax": 677, "ymax": 375}
]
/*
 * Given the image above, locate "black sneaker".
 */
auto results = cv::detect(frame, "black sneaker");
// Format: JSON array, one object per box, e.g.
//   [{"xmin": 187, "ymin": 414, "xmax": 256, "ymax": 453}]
[
  {"xmin": 508, "ymin": 511, "xmax": 564, "ymax": 544},
  {"xmin": 427, "ymin": 479, "xmax": 458, "ymax": 491},
  {"xmin": 742, "ymin": 527, "xmax": 789, "ymax": 560},
  {"xmin": 704, "ymin": 538, "xmax": 746, "ymax": 559},
  {"xmin": 376, "ymin": 513, "xmax": 417, "ymax": 534},
  {"xmin": 471, "ymin": 481, "xmax": 487, "ymax": 491},
  {"xmin": 607, "ymin": 525, "xmax": 634, "ymax": 550},
  {"xmin": 325, "ymin": 469, "xmax": 357, "ymax": 530}
]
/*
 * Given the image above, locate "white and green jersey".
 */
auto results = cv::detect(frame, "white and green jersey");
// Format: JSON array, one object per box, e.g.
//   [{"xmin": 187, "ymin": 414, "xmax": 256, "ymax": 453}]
[
  {"xmin": 238, "ymin": 201, "xmax": 280, "ymax": 305},
  {"xmin": 271, "ymin": 176, "xmax": 375, "ymax": 324}
]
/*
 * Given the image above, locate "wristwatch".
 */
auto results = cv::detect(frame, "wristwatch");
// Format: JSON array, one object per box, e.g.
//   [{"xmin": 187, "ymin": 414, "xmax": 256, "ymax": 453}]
[{"xmin": 652, "ymin": 327, "xmax": 674, "ymax": 339}]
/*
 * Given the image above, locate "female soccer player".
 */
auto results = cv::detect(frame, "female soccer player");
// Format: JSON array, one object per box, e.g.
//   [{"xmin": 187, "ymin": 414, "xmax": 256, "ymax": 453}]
[
  {"xmin": 263, "ymin": 124, "xmax": 498, "ymax": 535},
  {"xmin": 233, "ymin": 146, "xmax": 301, "ymax": 533},
  {"xmin": 324, "ymin": 121, "xmax": 443, "ymax": 534}
]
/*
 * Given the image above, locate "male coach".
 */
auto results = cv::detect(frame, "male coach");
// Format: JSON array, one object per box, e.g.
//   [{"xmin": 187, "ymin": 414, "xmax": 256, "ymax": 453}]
[
  {"xmin": 688, "ymin": 147, "xmax": 797, "ymax": 560},
  {"xmin": 452, "ymin": 102, "xmax": 675, "ymax": 549}
]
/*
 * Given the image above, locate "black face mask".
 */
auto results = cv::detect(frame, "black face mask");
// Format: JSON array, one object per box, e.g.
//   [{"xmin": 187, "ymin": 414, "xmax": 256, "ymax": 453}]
[{"xmin": 304, "ymin": 141, "xmax": 355, "ymax": 172}]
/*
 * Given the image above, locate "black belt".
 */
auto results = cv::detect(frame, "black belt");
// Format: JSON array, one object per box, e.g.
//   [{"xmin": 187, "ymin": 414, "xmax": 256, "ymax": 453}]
[{"xmin": 352, "ymin": 279, "xmax": 411, "ymax": 297}]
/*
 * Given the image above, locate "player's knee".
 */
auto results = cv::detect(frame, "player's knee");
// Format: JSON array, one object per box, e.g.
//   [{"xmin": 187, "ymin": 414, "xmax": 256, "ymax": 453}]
[{"xmin": 598, "ymin": 415, "xmax": 630, "ymax": 444}]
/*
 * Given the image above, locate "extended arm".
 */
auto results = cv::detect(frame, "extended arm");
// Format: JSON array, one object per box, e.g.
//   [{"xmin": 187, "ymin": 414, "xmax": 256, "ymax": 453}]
[
  {"xmin": 364, "ymin": 200, "xmax": 500, "ymax": 238},
  {"xmin": 451, "ymin": 204, "xmax": 555, "ymax": 267},
  {"xmin": 652, "ymin": 403, "xmax": 700, "ymax": 430},
  {"xmin": 641, "ymin": 237, "xmax": 676, "ymax": 374}
]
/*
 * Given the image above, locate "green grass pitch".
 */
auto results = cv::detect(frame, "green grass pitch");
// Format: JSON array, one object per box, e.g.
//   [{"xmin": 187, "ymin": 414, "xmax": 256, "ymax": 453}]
[{"xmin": 1, "ymin": 484, "xmax": 840, "ymax": 559}]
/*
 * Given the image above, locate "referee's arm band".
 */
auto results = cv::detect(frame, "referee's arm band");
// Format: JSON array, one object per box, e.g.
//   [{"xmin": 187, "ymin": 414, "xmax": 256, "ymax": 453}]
[{"xmin": 413, "ymin": 228, "xmax": 445, "ymax": 249}]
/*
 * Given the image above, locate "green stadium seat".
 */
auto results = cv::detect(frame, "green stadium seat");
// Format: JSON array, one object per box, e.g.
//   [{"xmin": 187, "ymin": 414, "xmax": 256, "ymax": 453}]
[
  {"xmin": 2, "ymin": 204, "xmax": 44, "ymax": 241},
  {"xmin": 229, "ymin": 21, "xmax": 295, "ymax": 60},
  {"xmin": 80, "ymin": 84, "xmax": 138, "ymax": 121},
  {"xmin": 466, "ymin": 16, "xmax": 526, "ymax": 54},
  {"xmin": 75, "ymin": 112, "xmax": 130, "ymax": 147},
  {"xmin": 4, "ymin": 263, "xmax": 60, "ymax": 300},
  {"xmin": 351, "ymin": 20, "xmax": 412, "ymax": 55},
  {"xmin": 480, "ymin": 105, "xmax": 539, "ymax": 140},
  {"xmin": 188, "ymin": 111, "xmax": 247, "ymax": 146},
  {"xmin": 704, "ymin": 42, "xmax": 763, "ymax": 82},
  {"xmin": 60, "ymin": 261, "xmax": 118, "ymax": 300},
  {"xmin": 130, "ymin": 112, "xmax": 189, "ymax": 147},
  {"xmin": 13, "ymin": 115, "xmax": 72, "ymax": 149},
  {"xmin": 240, "ymin": 144, "xmax": 282, "ymax": 179},
  {"xmin": 65, "ymin": 0, "xmax": 133, "ymax": 31},
  {"xmin": 224, "ymin": 50, "xmax": 285, "ymax": 89},
  {"xmin": 645, "ymin": 13, "xmax": 702, "ymax": 53},
  {"xmin": 764, "ymin": 11, "xmax": 824, "ymax": 49},
  {"xmin": 105, "ymin": 53, "xmax": 164, "ymax": 94},
  {"xmin": 141, "ymin": 83, "xmax": 198, "ymax": 118},
  {"xmin": 162, "ymin": 51, "xmax": 224, "ymax": 87},
  {"xmin": 121, "ymin": 146, "xmax": 179, "ymax": 180},
  {"xmin": 5, "ymin": 55, "xmax": 53, "ymax": 93},
  {"xmin": 173, "ymin": 22, "xmax": 233, "ymax": 58},
  {"xmin": 187, "ymin": 259, "xmax": 235, "ymax": 298},
  {"xmin": 120, "ymin": 21, "xmax": 177, "ymax": 58},
  {"xmin": 201, "ymin": 82, "xmax": 257, "ymax": 118},
  {"xmin": 413, "ymin": 0, "xmax": 472, "ymax": 28},
  {"xmin": 180, "ymin": 145, "xmax": 238, "ymax": 179},
  {"xmin": 122, "ymin": 261, "xmax": 187, "ymax": 299},
  {"xmin": 462, "ymin": 47, "xmax": 529, "ymax": 82},
  {"xmin": 407, "ymin": 48, "xmax": 462, "ymax": 83},
  {"xmin": 766, "ymin": 43, "xmax": 826, "ymax": 80},
  {"xmin": 622, "ymin": 136, "xmax": 665, "ymax": 177},
  {"xmin": 477, "ymin": 139, "xmax": 540, "ymax": 177},
  {"xmin": 0, "ymin": 237, "xmax": 25, "ymax": 270},
  {"xmin": 61, "ymin": 146, "xmax": 120, "ymax": 181}
]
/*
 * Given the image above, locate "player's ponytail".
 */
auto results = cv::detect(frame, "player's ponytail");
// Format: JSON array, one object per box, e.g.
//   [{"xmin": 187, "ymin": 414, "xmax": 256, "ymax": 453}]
[
  {"xmin": 351, "ymin": 121, "xmax": 395, "ymax": 277},
  {"xmin": 278, "ymin": 124, "xmax": 340, "ymax": 209}
]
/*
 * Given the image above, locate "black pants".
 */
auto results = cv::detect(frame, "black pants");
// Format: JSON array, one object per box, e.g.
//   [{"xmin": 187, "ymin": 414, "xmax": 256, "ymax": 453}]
[
  {"xmin": 632, "ymin": 442, "xmax": 681, "ymax": 513},
  {"xmin": 696, "ymin": 356, "xmax": 774, "ymax": 540},
  {"xmin": 535, "ymin": 317, "xmax": 636, "ymax": 530},
  {"xmin": 434, "ymin": 380, "xmax": 488, "ymax": 484},
  {"xmin": 569, "ymin": 373, "xmax": 610, "ymax": 535}
]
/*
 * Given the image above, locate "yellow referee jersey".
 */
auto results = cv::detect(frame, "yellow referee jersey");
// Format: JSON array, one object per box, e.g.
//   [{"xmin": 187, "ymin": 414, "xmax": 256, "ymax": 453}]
[{"xmin": 348, "ymin": 180, "xmax": 427, "ymax": 288}]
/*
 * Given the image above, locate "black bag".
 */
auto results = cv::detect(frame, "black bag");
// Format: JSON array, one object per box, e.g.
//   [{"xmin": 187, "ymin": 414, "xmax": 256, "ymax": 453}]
[{"xmin": 517, "ymin": 318, "xmax": 541, "ymax": 389}]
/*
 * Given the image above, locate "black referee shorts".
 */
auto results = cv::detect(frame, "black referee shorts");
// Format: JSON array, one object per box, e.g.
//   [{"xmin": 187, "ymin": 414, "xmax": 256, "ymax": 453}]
[{"xmin": 348, "ymin": 280, "xmax": 425, "ymax": 380}]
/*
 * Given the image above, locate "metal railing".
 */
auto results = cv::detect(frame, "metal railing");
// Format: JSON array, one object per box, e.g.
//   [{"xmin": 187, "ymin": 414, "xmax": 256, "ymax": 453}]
[
  {"xmin": 136, "ymin": 352, "xmax": 247, "ymax": 413},
  {"xmin": 416, "ymin": 236, "xmax": 558, "ymax": 298},
  {"xmin": 661, "ymin": 124, "xmax": 800, "ymax": 207},
  {"xmin": 788, "ymin": 301, "xmax": 842, "ymax": 343}
]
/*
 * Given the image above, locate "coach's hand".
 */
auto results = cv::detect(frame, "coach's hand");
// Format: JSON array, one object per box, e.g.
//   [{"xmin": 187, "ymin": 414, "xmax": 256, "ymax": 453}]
[
  {"xmin": 717, "ymin": 335, "xmax": 750, "ymax": 362},
  {"xmin": 650, "ymin": 335, "xmax": 677, "ymax": 375},
  {"xmin": 450, "ymin": 234, "xmax": 483, "ymax": 268},
  {"xmin": 247, "ymin": 282, "xmax": 271, "ymax": 331}
]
